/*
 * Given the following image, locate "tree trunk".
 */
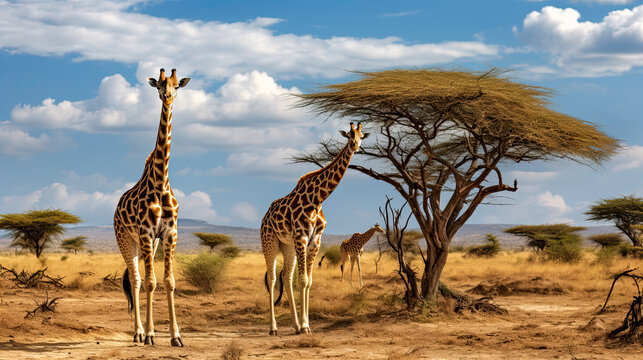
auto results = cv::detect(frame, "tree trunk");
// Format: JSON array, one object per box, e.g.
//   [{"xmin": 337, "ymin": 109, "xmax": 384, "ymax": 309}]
[{"xmin": 420, "ymin": 245, "xmax": 449, "ymax": 299}]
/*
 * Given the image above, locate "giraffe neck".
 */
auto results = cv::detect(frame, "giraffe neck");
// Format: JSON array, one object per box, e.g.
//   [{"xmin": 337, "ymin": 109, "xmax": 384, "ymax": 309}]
[
  {"xmin": 303, "ymin": 142, "xmax": 355, "ymax": 204},
  {"xmin": 149, "ymin": 101, "xmax": 173, "ymax": 188},
  {"xmin": 354, "ymin": 227, "xmax": 379, "ymax": 248}
]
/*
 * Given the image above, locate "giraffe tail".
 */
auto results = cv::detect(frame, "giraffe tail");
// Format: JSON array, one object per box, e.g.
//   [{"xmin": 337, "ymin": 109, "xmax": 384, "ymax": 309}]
[
  {"xmin": 318, "ymin": 255, "xmax": 325, "ymax": 268},
  {"xmin": 122, "ymin": 268, "xmax": 133, "ymax": 314},
  {"xmin": 264, "ymin": 269, "xmax": 284, "ymax": 305}
]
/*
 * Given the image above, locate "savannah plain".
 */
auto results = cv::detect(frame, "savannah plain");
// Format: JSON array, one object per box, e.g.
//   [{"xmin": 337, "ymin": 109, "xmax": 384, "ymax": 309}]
[{"xmin": 1, "ymin": 250, "xmax": 641, "ymax": 359}]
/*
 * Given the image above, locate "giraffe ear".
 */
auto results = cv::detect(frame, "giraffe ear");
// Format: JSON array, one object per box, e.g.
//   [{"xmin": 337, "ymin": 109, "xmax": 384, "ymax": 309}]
[
  {"xmin": 147, "ymin": 78, "xmax": 158, "ymax": 88},
  {"xmin": 339, "ymin": 130, "xmax": 349, "ymax": 138},
  {"xmin": 178, "ymin": 78, "xmax": 190, "ymax": 88},
  {"xmin": 362, "ymin": 132, "xmax": 370, "ymax": 139}
]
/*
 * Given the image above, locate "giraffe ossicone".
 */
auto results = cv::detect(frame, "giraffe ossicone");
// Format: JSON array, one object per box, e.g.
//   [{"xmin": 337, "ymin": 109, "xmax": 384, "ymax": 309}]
[
  {"xmin": 114, "ymin": 68, "xmax": 190, "ymax": 347},
  {"xmin": 340, "ymin": 224, "xmax": 385, "ymax": 287},
  {"xmin": 261, "ymin": 122, "xmax": 369, "ymax": 335}
]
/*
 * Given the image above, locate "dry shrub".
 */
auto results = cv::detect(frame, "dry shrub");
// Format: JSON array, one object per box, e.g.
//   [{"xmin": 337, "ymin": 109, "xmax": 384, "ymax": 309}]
[
  {"xmin": 181, "ymin": 252, "xmax": 228, "ymax": 293},
  {"xmin": 322, "ymin": 245, "xmax": 341, "ymax": 266},
  {"xmin": 221, "ymin": 341, "xmax": 243, "ymax": 360}
]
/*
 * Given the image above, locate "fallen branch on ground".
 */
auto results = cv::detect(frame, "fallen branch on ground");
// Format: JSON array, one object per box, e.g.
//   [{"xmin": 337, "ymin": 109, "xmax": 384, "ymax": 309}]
[
  {"xmin": 599, "ymin": 268, "xmax": 642, "ymax": 343},
  {"xmin": 25, "ymin": 291, "xmax": 61, "ymax": 318},
  {"xmin": 0, "ymin": 264, "xmax": 65, "ymax": 288}
]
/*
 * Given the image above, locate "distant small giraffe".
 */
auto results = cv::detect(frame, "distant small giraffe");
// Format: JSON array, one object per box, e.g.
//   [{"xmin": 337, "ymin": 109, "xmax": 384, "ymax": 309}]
[
  {"xmin": 340, "ymin": 224, "xmax": 385, "ymax": 287},
  {"xmin": 114, "ymin": 68, "xmax": 189, "ymax": 347},
  {"xmin": 261, "ymin": 122, "xmax": 369, "ymax": 335}
]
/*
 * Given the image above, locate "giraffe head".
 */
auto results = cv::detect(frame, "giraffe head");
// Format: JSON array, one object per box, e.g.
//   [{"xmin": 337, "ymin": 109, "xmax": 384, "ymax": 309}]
[
  {"xmin": 147, "ymin": 68, "xmax": 190, "ymax": 105},
  {"xmin": 339, "ymin": 122, "xmax": 369, "ymax": 152},
  {"xmin": 374, "ymin": 223, "xmax": 385, "ymax": 233}
]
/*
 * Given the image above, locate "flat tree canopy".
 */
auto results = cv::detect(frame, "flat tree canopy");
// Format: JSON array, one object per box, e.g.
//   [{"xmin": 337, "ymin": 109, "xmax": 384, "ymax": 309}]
[
  {"xmin": 585, "ymin": 195, "xmax": 643, "ymax": 246},
  {"xmin": 294, "ymin": 68, "xmax": 618, "ymax": 299},
  {"xmin": 504, "ymin": 224, "xmax": 586, "ymax": 252},
  {"xmin": 62, "ymin": 236, "xmax": 88, "ymax": 254},
  {"xmin": 0, "ymin": 209, "xmax": 83, "ymax": 258},
  {"xmin": 194, "ymin": 232, "xmax": 232, "ymax": 251}
]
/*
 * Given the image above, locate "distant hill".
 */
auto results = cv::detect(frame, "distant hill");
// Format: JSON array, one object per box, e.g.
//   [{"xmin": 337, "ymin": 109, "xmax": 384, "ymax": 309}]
[{"xmin": 0, "ymin": 219, "xmax": 620, "ymax": 253}]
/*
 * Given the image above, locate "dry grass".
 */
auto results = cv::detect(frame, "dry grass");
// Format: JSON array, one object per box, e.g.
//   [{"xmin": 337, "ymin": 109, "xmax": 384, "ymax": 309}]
[
  {"xmin": 1, "ymin": 249, "xmax": 642, "ymax": 359},
  {"xmin": 0, "ymin": 250, "xmax": 640, "ymax": 300}
]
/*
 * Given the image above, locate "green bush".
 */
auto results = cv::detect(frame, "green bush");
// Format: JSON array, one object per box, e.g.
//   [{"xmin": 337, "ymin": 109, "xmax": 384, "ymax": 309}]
[
  {"xmin": 181, "ymin": 252, "xmax": 228, "ymax": 293},
  {"xmin": 60, "ymin": 255, "xmax": 69, "ymax": 261},
  {"xmin": 543, "ymin": 234, "xmax": 583, "ymax": 263},
  {"xmin": 617, "ymin": 244, "xmax": 643, "ymax": 258},
  {"xmin": 322, "ymin": 245, "xmax": 341, "ymax": 266},
  {"xmin": 221, "ymin": 245, "xmax": 241, "ymax": 258},
  {"xmin": 595, "ymin": 246, "xmax": 618, "ymax": 265},
  {"xmin": 467, "ymin": 234, "xmax": 500, "ymax": 257}
]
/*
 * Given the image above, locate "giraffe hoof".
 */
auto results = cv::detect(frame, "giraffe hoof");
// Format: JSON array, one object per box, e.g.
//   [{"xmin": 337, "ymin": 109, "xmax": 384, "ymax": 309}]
[
  {"xmin": 133, "ymin": 334, "xmax": 143, "ymax": 343},
  {"xmin": 171, "ymin": 337, "xmax": 184, "ymax": 347},
  {"xmin": 300, "ymin": 326, "xmax": 311, "ymax": 334},
  {"xmin": 144, "ymin": 335, "xmax": 154, "ymax": 345},
  {"xmin": 269, "ymin": 330, "xmax": 278, "ymax": 336}
]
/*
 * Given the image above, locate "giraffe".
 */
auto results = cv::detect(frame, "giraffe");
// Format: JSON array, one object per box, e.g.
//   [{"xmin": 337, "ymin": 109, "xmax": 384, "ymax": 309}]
[
  {"xmin": 261, "ymin": 122, "xmax": 369, "ymax": 335},
  {"xmin": 114, "ymin": 68, "xmax": 189, "ymax": 347},
  {"xmin": 340, "ymin": 224, "xmax": 385, "ymax": 287}
]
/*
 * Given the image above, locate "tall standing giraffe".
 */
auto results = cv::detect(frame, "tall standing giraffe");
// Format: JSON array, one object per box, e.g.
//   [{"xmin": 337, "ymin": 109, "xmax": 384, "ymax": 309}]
[
  {"xmin": 114, "ymin": 68, "xmax": 189, "ymax": 347},
  {"xmin": 340, "ymin": 224, "xmax": 385, "ymax": 287},
  {"xmin": 261, "ymin": 122, "xmax": 369, "ymax": 335}
]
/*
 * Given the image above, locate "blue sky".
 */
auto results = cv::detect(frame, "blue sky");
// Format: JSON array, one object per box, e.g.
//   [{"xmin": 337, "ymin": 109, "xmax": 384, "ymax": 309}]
[{"xmin": 1, "ymin": 0, "xmax": 643, "ymax": 233}]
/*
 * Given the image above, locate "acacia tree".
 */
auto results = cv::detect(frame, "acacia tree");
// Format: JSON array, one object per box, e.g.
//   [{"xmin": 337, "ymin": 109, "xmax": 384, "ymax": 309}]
[
  {"xmin": 504, "ymin": 224, "xmax": 585, "ymax": 252},
  {"xmin": 294, "ymin": 68, "xmax": 618, "ymax": 299},
  {"xmin": 0, "ymin": 209, "xmax": 83, "ymax": 258},
  {"xmin": 585, "ymin": 195, "xmax": 643, "ymax": 246},
  {"xmin": 194, "ymin": 232, "xmax": 232, "ymax": 251},
  {"xmin": 62, "ymin": 236, "xmax": 87, "ymax": 254}
]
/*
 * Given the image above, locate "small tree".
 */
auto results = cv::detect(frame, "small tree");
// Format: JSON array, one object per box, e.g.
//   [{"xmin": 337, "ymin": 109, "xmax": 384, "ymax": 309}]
[
  {"xmin": 0, "ymin": 209, "xmax": 83, "ymax": 258},
  {"xmin": 468, "ymin": 234, "xmax": 500, "ymax": 257},
  {"xmin": 505, "ymin": 224, "xmax": 584, "ymax": 262},
  {"xmin": 294, "ymin": 68, "xmax": 618, "ymax": 300},
  {"xmin": 505, "ymin": 224, "xmax": 585, "ymax": 252},
  {"xmin": 61, "ymin": 236, "xmax": 87, "ymax": 254},
  {"xmin": 194, "ymin": 232, "xmax": 232, "ymax": 251},
  {"xmin": 589, "ymin": 233, "xmax": 624, "ymax": 248},
  {"xmin": 585, "ymin": 195, "xmax": 643, "ymax": 246},
  {"xmin": 221, "ymin": 245, "xmax": 241, "ymax": 258}
]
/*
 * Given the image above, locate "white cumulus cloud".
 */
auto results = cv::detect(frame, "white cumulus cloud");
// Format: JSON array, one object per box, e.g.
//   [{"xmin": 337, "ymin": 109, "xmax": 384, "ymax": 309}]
[
  {"xmin": 0, "ymin": 0, "xmax": 498, "ymax": 80},
  {"xmin": 515, "ymin": 5, "xmax": 643, "ymax": 76},
  {"xmin": 612, "ymin": 145, "xmax": 643, "ymax": 170},
  {"xmin": 0, "ymin": 125, "xmax": 55, "ymax": 155},
  {"xmin": 230, "ymin": 202, "xmax": 260, "ymax": 223}
]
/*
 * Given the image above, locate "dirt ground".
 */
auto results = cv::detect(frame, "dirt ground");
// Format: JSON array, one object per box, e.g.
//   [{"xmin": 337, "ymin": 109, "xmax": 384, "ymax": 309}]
[{"xmin": 1, "ymin": 252, "xmax": 641, "ymax": 359}]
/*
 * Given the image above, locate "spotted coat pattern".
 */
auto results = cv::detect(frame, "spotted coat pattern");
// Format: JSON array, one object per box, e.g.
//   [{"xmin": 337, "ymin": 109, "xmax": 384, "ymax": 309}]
[
  {"xmin": 261, "ymin": 122, "xmax": 369, "ymax": 335},
  {"xmin": 114, "ymin": 68, "xmax": 189, "ymax": 347},
  {"xmin": 340, "ymin": 224, "xmax": 385, "ymax": 287}
]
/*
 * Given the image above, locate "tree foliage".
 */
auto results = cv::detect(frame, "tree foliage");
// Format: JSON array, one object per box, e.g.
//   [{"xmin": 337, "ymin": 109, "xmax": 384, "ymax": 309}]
[
  {"xmin": 505, "ymin": 224, "xmax": 584, "ymax": 262},
  {"xmin": 61, "ymin": 236, "xmax": 87, "ymax": 254},
  {"xmin": 194, "ymin": 232, "xmax": 232, "ymax": 251},
  {"xmin": 585, "ymin": 195, "xmax": 643, "ymax": 246},
  {"xmin": 589, "ymin": 233, "xmax": 624, "ymax": 248},
  {"xmin": 505, "ymin": 224, "xmax": 585, "ymax": 252},
  {"xmin": 468, "ymin": 234, "xmax": 500, "ymax": 257},
  {"xmin": 0, "ymin": 209, "xmax": 83, "ymax": 258},
  {"xmin": 294, "ymin": 68, "xmax": 618, "ymax": 299}
]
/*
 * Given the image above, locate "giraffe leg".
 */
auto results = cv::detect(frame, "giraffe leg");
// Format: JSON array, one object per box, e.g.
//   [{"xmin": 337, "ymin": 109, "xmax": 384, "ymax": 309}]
[
  {"xmin": 350, "ymin": 257, "xmax": 356, "ymax": 287},
  {"xmin": 279, "ymin": 242, "xmax": 300, "ymax": 334},
  {"xmin": 340, "ymin": 247, "xmax": 347, "ymax": 281},
  {"xmin": 124, "ymin": 248, "xmax": 144, "ymax": 343},
  {"xmin": 304, "ymin": 235, "xmax": 321, "ymax": 334},
  {"xmin": 139, "ymin": 231, "xmax": 156, "ymax": 345},
  {"xmin": 163, "ymin": 228, "xmax": 183, "ymax": 346},
  {"xmin": 294, "ymin": 235, "xmax": 310, "ymax": 334},
  {"xmin": 262, "ymin": 233, "xmax": 279, "ymax": 335},
  {"xmin": 357, "ymin": 253, "xmax": 363, "ymax": 288}
]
